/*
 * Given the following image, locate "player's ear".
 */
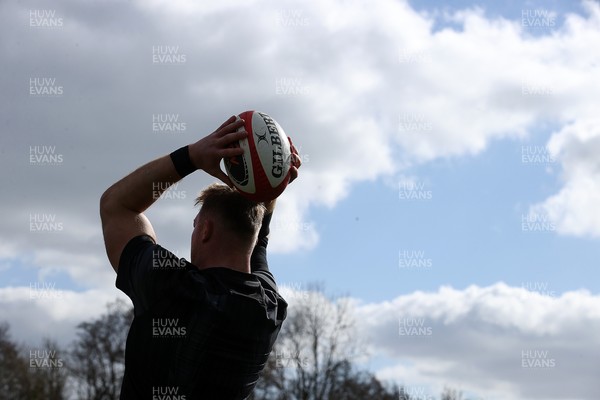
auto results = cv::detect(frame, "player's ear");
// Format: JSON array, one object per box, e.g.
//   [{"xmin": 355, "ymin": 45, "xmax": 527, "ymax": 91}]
[{"xmin": 200, "ymin": 218, "xmax": 213, "ymax": 243}]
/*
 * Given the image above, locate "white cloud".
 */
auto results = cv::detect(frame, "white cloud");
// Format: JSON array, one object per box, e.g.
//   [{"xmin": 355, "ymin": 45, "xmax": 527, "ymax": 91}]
[
  {"xmin": 355, "ymin": 283, "xmax": 600, "ymax": 400},
  {"xmin": 269, "ymin": 193, "xmax": 320, "ymax": 253},
  {"xmin": 532, "ymin": 118, "xmax": 600, "ymax": 237},
  {"xmin": 0, "ymin": 286, "xmax": 128, "ymax": 348},
  {"xmin": 3, "ymin": 283, "xmax": 598, "ymax": 399}
]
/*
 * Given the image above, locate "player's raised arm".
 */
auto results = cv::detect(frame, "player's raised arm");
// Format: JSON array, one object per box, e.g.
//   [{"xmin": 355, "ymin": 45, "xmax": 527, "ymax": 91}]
[
  {"xmin": 100, "ymin": 116, "xmax": 247, "ymax": 271},
  {"xmin": 250, "ymin": 140, "xmax": 301, "ymax": 275}
]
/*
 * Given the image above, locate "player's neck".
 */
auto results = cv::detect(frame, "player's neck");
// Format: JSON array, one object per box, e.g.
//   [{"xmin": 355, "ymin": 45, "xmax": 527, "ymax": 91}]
[{"xmin": 195, "ymin": 248, "xmax": 251, "ymax": 274}]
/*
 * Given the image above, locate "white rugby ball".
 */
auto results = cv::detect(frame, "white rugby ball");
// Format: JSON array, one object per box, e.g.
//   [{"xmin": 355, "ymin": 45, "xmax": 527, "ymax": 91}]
[{"xmin": 224, "ymin": 111, "xmax": 292, "ymax": 202}]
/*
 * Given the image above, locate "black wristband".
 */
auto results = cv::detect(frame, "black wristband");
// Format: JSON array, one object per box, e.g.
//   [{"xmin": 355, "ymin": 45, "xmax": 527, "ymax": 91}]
[{"xmin": 170, "ymin": 146, "xmax": 197, "ymax": 178}]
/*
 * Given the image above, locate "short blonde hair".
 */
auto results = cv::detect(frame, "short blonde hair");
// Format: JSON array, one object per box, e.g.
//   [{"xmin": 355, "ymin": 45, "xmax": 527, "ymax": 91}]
[{"xmin": 195, "ymin": 183, "xmax": 266, "ymax": 243}]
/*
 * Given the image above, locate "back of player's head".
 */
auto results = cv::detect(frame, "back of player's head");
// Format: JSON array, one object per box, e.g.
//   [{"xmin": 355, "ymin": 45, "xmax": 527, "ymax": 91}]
[{"xmin": 195, "ymin": 183, "xmax": 266, "ymax": 245}]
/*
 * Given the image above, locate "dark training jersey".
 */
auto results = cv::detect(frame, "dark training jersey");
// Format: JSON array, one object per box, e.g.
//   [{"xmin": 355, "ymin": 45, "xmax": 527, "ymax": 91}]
[{"xmin": 116, "ymin": 213, "xmax": 287, "ymax": 399}]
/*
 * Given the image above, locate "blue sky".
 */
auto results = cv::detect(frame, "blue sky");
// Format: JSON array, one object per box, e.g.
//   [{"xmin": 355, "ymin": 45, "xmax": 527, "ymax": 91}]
[
  {"xmin": 273, "ymin": 126, "xmax": 600, "ymax": 302},
  {"xmin": 411, "ymin": 0, "xmax": 587, "ymax": 28},
  {"xmin": 2, "ymin": 0, "xmax": 600, "ymax": 399}
]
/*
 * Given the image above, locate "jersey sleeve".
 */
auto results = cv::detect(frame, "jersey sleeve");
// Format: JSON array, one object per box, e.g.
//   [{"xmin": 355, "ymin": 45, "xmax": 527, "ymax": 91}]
[
  {"xmin": 116, "ymin": 235, "xmax": 190, "ymax": 314},
  {"xmin": 251, "ymin": 212, "xmax": 279, "ymax": 292}
]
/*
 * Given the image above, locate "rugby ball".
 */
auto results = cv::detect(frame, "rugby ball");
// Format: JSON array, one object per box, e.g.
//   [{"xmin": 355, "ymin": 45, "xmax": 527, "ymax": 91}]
[{"xmin": 224, "ymin": 111, "xmax": 292, "ymax": 202}]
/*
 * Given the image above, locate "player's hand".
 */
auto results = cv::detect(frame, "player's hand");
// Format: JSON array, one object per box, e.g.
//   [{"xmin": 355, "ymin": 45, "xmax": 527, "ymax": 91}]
[
  {"xmin": 288, "ymin": 137, "xmax": 301, "ymax": 184},
  {"xmin": 189, "ymin": 116, "xmax": 247, "ymax": 187},
  {"xmin": 262, "ymin": 138, "xmax": 300, "ymax": 213}
]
